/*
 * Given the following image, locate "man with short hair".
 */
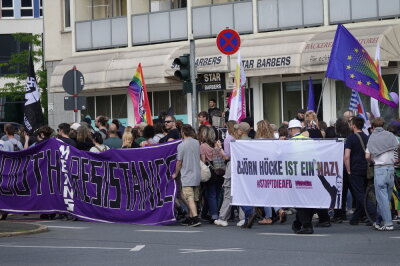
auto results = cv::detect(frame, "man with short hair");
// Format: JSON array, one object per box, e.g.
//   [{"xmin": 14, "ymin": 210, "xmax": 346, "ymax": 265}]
[
  {"xmin": 172, "ymin": 124, "xmax": 201, "ymax": 227},
  {"xmin": 159, "ymin": 115, "xmax": 180, "ymax": 143},
  {"xmin": 104, "ymin": 123, "xmax": 123, "ymax": 148},
  {"xmin": 366, "ymin": 117, "xmax": 399, "ymax": 231},
  {"xmin": 95, "ymin": 116, "xmax": 109, "ymax": 140},
  {"xmin": 3, "ymin": 124, "xmax": 23, "ymax": 152},
  {"xmin": 57, "ymin": 123, "xmax": 77, "ymax": 147},
  {"xmin": 344, "ymin": 116, "xmax": 375, "ymax": 225},
  {"xmin": 343, "ymin": 110, "xmax": 354, "ymax": 123},
  {"xmin": 208, "ymin": 99, "xmax": 221, "ymax": 121},
  {"xmin": 197, "ymin": 111, "xmax": 211, "ymax": 126}
]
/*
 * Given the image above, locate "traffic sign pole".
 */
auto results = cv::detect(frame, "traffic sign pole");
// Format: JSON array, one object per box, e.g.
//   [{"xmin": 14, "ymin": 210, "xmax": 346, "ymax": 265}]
[
  {"xmin": 73, "ymin": 65, "xmax": 78, "ymax": 123},
  {"xmin": 190, "ymin": 39, "xmax": 197, "ymax": 129}
]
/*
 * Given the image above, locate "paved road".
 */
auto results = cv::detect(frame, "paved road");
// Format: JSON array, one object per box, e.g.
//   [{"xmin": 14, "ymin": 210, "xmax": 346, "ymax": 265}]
[{"xmin": 1, "ymin": 215, "xmax": 399, "ymax": 266}]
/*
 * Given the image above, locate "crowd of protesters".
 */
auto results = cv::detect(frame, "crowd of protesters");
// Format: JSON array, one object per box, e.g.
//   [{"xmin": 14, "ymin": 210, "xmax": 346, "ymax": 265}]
[{"xmin": 0, "ymin": 99, "xmax": 400, "ymax": 234}]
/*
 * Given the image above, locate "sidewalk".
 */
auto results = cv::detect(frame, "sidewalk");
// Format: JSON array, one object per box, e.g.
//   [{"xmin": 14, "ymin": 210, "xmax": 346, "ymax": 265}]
[{"xmin": 0, "ymin": 221, "xmax": 48, "ymax": 237}]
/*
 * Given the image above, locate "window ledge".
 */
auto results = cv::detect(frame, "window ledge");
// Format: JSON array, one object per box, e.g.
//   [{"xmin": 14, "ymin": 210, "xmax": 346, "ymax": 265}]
[{"xmin": 61, "ymin": 28, "xmax": 72, "ymax": 33}]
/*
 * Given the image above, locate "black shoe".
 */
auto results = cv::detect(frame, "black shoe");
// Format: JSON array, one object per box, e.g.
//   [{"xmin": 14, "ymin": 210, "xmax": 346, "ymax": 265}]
[
  {"xmin": 241, "ymin": 222, "xmax": 249, "ymax": 229},
  {"xmin": 316, "ymin": 221, "xmax": 331, "ymax": 227},
  {"xmin": 296, "ymin": 227, "xmax": 314, "ymax": 234},
  {"xmin": 292, "ymin": 222, "xmax": 301, "ymax": 233},
  {"xmin": 246, "ymin": 213, "xmax": 257, "ymax": 229},
  {"xmin": 365, "ymin": 221, "xmax": 373, "ymax": 226},
  {"xmin": 0, "ymin": 213, "xmax": 8, "ymax": 220},
  {"xmin": 189, "ymin": 217, "xmax": 201, "ymax": 227},
  {"xmin": 350, "ymin": 220, "xmax": 359, "ymax": 225},
  {"xmin": 331, "ymin": 217, "xmax": 343, "ymax": 224},
  {"xmin": 180, "ymin": 217, "xmax": 191, "ymax": 226}
]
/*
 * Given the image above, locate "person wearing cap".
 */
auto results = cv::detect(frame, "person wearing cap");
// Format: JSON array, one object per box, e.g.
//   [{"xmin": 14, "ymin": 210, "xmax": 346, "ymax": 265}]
[
  {"xmin": 295, "ymin": 108, "xmax": 306, "ymax": 125},
  {"xmin": 234, "ymin": 122, "xmax": 257, "ymax": 228},
  {"xmin": 287, "ymin": 119, "xmax": 315, "ymax": 234}
]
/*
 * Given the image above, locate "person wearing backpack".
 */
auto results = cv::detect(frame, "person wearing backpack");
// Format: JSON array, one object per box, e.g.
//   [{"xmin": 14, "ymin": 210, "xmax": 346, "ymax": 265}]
[
  {"xmin": 3, "ymin": 124, "xmax": 23, "ymax": 152},
  {"xmin": 90, "ymin": 132, "xmax": 110, "ymax": 153}
]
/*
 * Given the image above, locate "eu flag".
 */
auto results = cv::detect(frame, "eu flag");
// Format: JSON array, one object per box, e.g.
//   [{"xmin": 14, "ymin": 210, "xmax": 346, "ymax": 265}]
[{"xmin": 326, "ymin": 24, "xmax": 396, "ymax": 107}]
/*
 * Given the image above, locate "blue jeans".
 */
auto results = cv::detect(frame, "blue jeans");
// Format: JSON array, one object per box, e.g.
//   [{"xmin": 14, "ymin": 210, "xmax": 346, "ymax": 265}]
[
  {"xmin": 241, "ymin": 206, "xmax": 254, "ymax": 222},
  {"xmin": 264, "ymin": 207, "xmax": 282, "ymax": 218},
  {"xmin": 374, "ymin": 166, "xmax": 395, "ymax": 226},
  {"xmin": 205, "ymin": 182, "xmax": 222, "ymax": 220}
]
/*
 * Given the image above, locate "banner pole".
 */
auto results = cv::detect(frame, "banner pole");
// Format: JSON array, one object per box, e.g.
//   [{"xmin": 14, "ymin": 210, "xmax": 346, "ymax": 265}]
[{"xmin": 316, "ymin": 77, "xmax": 327, "ymax": 115}]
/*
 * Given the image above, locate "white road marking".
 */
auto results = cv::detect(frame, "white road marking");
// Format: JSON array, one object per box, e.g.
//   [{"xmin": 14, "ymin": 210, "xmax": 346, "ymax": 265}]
[
  {"xmin": 136, "ymin": 229, "xmax": 202, "ymax": 233},
  {"xmin": 390, "ymin": 237, "xmax": 400, "ymax": 239},
  {"xmin": 46, "ymin": 226, "xmax": 88, "ymax": 229},
  {"xmin": 179, "ymin": 248, "xmax": 244, "ymax": 254},
  {"xmin": 258, "ymin": 233, "xmax": 330, "ymax": 237},
  {"xmin": 0, "ymin": 244, "xmax": 144, "ymax": 252},
  {"xmin": 130, "ymin": 245, "xmax": 146, "ymax": 252}
]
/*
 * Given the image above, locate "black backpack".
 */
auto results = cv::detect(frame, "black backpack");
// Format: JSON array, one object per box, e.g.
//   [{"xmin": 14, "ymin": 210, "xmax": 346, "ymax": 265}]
[{"xmin": 13, "ymin": 143, "xmax": 20, "ymax": 151}]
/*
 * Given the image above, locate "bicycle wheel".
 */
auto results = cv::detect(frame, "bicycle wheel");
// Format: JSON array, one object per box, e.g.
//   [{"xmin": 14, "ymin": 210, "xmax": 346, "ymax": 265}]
[{"xmin": 364, "ymin": 184, "xmax": 377, "ymax": 224}]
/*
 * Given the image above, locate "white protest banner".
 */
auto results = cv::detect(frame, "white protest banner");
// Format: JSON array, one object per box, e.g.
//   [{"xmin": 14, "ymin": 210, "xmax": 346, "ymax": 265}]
[{"xmin": 231, "ymin": 140, "xmax": 344, "ymax": 208}]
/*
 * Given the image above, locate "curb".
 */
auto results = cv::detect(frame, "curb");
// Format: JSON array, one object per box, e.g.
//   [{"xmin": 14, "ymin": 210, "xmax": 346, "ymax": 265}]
[{"xmin": 0, "ymin": 223, "xmax": 48, "ymax": 238}]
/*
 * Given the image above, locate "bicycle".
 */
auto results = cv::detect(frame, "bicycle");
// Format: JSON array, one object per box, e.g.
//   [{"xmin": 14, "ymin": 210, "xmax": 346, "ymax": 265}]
[{"xmin": 364, "ymin": 170, "xmax": 400, "ymax": 224}]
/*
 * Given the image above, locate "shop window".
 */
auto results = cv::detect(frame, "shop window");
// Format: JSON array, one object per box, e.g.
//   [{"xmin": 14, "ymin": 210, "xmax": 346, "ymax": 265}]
[
  {"xmin": 283, "ymin": 81, "xmax": 302, "ymax": 122},
  {"xmin": 96, "ymin": 96, "xmax": 111, "ymax": 118},
  {"xmin": 81, "ymin": 96, "xmax": 95, "ymax": 119},
  {"xmin": 21, "ymin": 0, "xmax": 34, "ymax": 17},
  {"xmin": 153, "ymin": 91, "xmax": 170, "ymax": 116},
  {"xmin": 263, "ymin": 82, "xmax": 281, "ymax": 126},
  {"xmin": 198, "ymin": 90, "xmax": 226, "ymax": 116},
  {"xmin": 170, "ymin": 90, "xmax": 187, "ymax": 115},
  {"xmin": 112, "ymin": 94, "xmax": 127, "ymax": 118},
  {"xmin": 1, "ymin": 0, "xmax": 14, "ymax": 18}
]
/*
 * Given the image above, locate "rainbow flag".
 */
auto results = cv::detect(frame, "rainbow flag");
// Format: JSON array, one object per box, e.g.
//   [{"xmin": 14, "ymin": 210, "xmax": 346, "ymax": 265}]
[
  {"xmin": 128, "ymin": 63, "xmax": 153, "ymax": 125},
  {"xmin": 326, "ymin": 24, "xmax": 396, "ymax": 107}
]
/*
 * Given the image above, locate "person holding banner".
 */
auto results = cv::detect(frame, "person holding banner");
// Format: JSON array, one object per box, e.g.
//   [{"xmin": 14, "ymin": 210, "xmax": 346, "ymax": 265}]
[
  {"xmin": 172, "ymin": 124, "xmax": 201, "ymax": 227},
  {"xmin": 159, "ymin": 115, "xmax": 181, "ymax": 143},
  {"xmin": 288, "ymin": 119, "xmax": 315, "ymax": 234}
]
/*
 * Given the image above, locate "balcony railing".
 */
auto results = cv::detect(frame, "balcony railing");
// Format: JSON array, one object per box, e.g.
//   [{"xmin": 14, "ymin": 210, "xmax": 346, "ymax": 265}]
[
  {"xmin": 132, "ymin": 8, "xmax": 187, "ymax": 45},
  {"xmin": 192, "ymin": 1, "xmax": 253, "ymax": 38},
  {"xmin": 76, "ymin": 17, "xmax": 128, "ymax": 51},
  {"xmin": 258, "ymin": 0, "xmax": 324, "ymax": 31},
  {"xmin": 329, "ymin": 0, "xmax": 400, "ymax": 23},
  {"xmin": 75, "ymin": 0, "xmax": 400, "ymax": 51}
]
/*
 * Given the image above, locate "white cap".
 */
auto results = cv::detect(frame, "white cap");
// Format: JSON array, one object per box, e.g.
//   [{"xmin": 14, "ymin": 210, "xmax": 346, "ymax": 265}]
[
  {"xmin": 70, "ymin": 123, "xmax": 81, "ymax": 131},
  {"xmin": 288, "ymin": 119, "xmax": 302, "ymax": 129}
]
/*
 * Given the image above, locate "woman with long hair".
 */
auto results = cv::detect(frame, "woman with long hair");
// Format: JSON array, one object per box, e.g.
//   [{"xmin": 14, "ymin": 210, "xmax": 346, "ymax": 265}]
[
  {"xmin": 90, "ymin": 132, "xmax": 110, "ymax": 153},
  {"xmin": 76, "ymin": 126, "xmax": 94, "ymax": 151},
  {"xmin": 200, "ymin": 126, "xmax": 224, "ymax": 223},
  {"xmin": 254, "ymin": 120, "xmax": 287, "ymax": 225}
]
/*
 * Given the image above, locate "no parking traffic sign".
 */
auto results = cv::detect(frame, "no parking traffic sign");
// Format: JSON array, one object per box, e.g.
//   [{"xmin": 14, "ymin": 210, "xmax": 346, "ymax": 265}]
[{"xmin": 216, "ymin": 29, "xmax": 241, "ymax": 55}]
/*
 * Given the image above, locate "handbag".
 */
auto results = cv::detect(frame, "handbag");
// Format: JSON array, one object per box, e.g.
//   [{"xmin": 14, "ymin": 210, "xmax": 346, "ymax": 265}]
[
  {"xmin": 200, "ymin": 160, "xmax": 211, "ymax": 182},
  {"xmin": 355, "ymin": 132, "xmax": 374, "ymax": 180}
]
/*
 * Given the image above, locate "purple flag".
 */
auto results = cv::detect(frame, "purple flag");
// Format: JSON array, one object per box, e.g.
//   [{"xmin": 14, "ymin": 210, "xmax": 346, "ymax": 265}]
[
  {"xmin": 0, "ymin": 138, "xmax": 178, "ymax": 225},
  {"xmin": 307, "ymin": 77, "xmax": 315, "ymax": 111}
]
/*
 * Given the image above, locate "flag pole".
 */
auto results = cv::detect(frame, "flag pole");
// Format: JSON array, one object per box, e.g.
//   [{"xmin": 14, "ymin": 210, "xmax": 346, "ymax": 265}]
[{"xmin": 316, "ymin": 78, "xmax": 327, "ymax": 115}]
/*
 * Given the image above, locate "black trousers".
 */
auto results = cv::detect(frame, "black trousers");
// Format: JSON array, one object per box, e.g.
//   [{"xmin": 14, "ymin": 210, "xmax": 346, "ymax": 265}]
[
  {"xmin": 294, "ymin": 208, "xmax": 315, "ymax": 229},
  {"xmin": 348, "ymin": 173, "xmax": 369, "ymax": 221}
]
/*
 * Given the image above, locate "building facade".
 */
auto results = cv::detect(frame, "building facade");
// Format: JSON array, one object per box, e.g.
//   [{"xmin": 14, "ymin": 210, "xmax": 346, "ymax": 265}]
[
  {"xmin": 44, "ymin": 0, "xmax": 400, "ymax": 129},
  {"xmin": 0, "ymin": 0, "xmax": 43, "ymax": 122}
]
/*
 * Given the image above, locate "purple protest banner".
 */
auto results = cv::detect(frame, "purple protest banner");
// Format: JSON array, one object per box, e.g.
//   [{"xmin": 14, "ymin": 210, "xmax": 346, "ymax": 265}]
[{"xmin": 0, "ymin": 138, "xmax": 178, "ymax": 225}]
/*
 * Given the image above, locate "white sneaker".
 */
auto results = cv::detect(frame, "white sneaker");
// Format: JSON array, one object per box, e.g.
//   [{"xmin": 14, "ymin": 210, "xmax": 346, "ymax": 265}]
[
  {"xmin": 214, "ymin": 219, "xmax": 228, "ymax": 227},
  {"xmin": 372, "ymin": 222, "xmax": 380, "ymax": 230},
  {"xmin": 378, "ymin": 225, "xmax": 394, "ymax": 231},
  {"xmin": 236, "ymin": 220, "xmax": 245, "ymax": 227}
]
